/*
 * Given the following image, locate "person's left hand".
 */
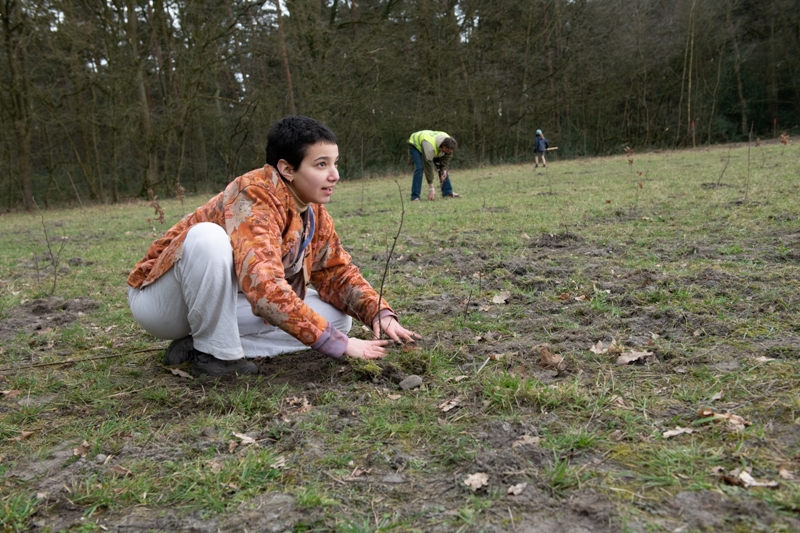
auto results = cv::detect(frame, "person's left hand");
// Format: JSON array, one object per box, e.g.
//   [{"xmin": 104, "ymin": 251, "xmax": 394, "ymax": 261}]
[{"xmin": 372, "ymin": 316, "xmax": 421, "ymax": 344}]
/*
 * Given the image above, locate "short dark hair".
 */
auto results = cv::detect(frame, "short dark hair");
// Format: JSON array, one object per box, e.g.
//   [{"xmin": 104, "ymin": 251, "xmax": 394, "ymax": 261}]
[
  {"xmin": 441, "ymin": 136, "xmax": 458, "ymax": 151},
  {"xmin": 265, "ymin": 116, "xmax": 337, "ymax": 170}
]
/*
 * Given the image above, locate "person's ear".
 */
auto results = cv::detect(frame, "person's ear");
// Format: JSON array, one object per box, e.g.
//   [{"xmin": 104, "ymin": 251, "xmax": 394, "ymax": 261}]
[{"xmin": 277, "ymin": 159, "xmax": 294, "ymax": 182}]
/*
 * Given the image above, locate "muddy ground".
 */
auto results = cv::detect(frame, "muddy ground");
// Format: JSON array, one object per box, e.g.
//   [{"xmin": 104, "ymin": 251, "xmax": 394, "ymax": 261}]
[{"xmin": 2, "ymin": 217, "xmax": 800, "ymax": 532}]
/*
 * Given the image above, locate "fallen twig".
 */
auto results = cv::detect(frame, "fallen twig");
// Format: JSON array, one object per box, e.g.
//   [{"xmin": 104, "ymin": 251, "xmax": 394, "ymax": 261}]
[{"xmin": 0, "ymin": 347, "xmax": 164, "ymax": 374}]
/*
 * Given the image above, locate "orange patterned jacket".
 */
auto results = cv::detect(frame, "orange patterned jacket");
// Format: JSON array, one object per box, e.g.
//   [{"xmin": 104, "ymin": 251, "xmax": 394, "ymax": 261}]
[{"xmin": 127, "ymin": 165, "xmax": 392, "ymax": 358}]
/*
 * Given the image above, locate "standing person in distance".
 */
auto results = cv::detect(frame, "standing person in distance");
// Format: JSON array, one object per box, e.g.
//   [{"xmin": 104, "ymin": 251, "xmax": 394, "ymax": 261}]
[
  {"xmin": 127, "ymin": 116, "xmax": 420, "ymax": 377},
  {"xmin": 408, "ymin": 130, "xmax": 461, "ymax": 202},
  {"xmin": 534, "ymin": 129, "xmax": 549, "ymax": 168}
]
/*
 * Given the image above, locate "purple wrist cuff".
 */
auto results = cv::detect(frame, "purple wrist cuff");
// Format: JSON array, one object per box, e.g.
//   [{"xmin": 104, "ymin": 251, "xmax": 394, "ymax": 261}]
[
  {"xmin": 372, "ymin": 309, "xmax": 398, "ymax": 325},
  {"xmin": 311, "ymin": 322, "xmax": 349, "ymax": 359}
]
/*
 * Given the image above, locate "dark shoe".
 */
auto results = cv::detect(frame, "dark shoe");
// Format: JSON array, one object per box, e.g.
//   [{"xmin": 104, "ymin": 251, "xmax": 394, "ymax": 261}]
[
  {"xmin": 411, "ymin": 198, "xmax": 420, "ymax": 202},
  {"xmin": 543, "ymin": 164, "xmax": 546, "ymax": 167},
  {"xmin": 190, "ymin": 352, "xmax": 258, "ymax": 377},
  {"xmin": 535, "ymin": 164, "xmax": 539, "ymax": 168},
  {"xmin": 164, "ymin": 335, "xmax": 194, "ymax": 365}
]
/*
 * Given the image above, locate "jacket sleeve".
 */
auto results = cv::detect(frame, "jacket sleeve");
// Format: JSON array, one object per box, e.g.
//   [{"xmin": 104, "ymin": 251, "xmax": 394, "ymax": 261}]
[
  {"xmin": 227, "ymin": 185, "xmax": 344, "ymax": 355},
  {"xmin": 308, "ymin": 206, "xmax": 393, "ymax": 326}
]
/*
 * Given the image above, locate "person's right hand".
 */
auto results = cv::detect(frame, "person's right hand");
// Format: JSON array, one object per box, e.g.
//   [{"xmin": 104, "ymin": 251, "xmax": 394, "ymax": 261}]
[
  {"xmin": 344, "ymin": 337, "xmax": 391, "ymax": 360},
  {"xmin": 427, "ymin": 188, "xmax": 436, "ymax": 201}
]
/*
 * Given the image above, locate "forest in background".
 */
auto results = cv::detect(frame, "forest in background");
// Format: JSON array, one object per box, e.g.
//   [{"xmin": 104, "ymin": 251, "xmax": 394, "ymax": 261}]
[{"xmin": 1, "ymin": 0, "xmax": 798, "ymax": 210}]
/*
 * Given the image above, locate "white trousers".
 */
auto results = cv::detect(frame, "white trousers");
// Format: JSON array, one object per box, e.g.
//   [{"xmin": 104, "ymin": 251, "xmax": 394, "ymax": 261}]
[{"xmin": 128, "ymin": 223, "xmax": 352, "ymax": 360}]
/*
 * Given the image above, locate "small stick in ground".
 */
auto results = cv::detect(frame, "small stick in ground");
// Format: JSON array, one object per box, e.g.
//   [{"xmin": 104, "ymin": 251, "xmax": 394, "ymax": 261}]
[
  {"xmin": 745, "ymin": 122, "xmax": 753, "ymax": 203},
  {"xmin": 717, "ymin": 147, "xmax": 731, "ymax": 186},
  {"xmin": 377, "ymin": 181, "xmax": 405, "ymax": 338}
]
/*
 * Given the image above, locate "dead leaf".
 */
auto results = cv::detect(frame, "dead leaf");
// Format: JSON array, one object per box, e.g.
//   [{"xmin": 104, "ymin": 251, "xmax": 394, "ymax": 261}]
[
  {"xmin": 492, "ymin": 292, "xmax": 511, "ymax": 304},
  {"xmin": 286, "ymin": 396, "xmax": 312, "ymax": 413},
  {"xmin": 463, "ymin": 472, "xmax": 489, "ymax": 492},
  {"xmin": 387, "ymin": 394, "xmax": 402, "ymax": 400},
  {"xmin": 488, "ymin": 353, "xmax": 505, "ymax": 361},
  {"xmin": 698, "ymin": 411, "xmax": 750, "ymax": 431},
  {"xmin": 574, "ymin": 294, "xmax": 588, "ymax": 301},
  {"xmin": 511, "ymin": 435, "xmax": 540, "ymax": 448},
  {"xmin": 207, "ymin": 459, "xmax": 223, "ymax": 473},
  {"xmin": 228, "ymin": 440, "xmax": 238, "ymax": 453},
  {"xmin": 778, "ymin": 464, "xmax": 794, "ymax": 480},
  {"xmin": 507, "ymin": 482, "xmax": 528, "ymax": 495},
  {"xmin": 453, "ymin": 375, "xmax": 469, "ymax": 382},
  {"xmin": 663, "ymin": 426, "xmax": 694, "ymax": 439},
  {"xmin": 590, "ymin": 339, "xmax": 623, "ymax": 355},
  {"xmin": 754, "ymin": 356, "xmax": 776, "ymax": 363},
  {"xmin": 108, "ymin": 465, "xmax": 132, "ymax": 477},
  {"xmin": 520, "ymin": 233, "xmax": 530, "ymax": 240},
  {"xmin": 270, "ymin": 455, "xmax": 287, "ymax": 469},
  {"xmin": 609, "ymin": 395, "xmax": 626, "ymax": 408},
  {"xmin": 438, "ymin": 397, "xmax": 462, "ymax": 412},
  {"xmin": 533, "ymin": 343, "xmax": 566, "ymax": 375},
  {"xmin": 169, "ymin": 368, "xmax": 193, "ymax": 379},
  {"xmin": 710, "ymin": 391, "xmax": 723, "ymax": 402},
  {"xmin": 609, "ymin": 430, "xmax": 624, "ymax": 441},
  {"xmin": 1, "ymin": 390, "xmax": 23, "ymax": 399},
  {"xmin": 616, "ymin": 350, "xmax": 654, "ymax": 365},
  {"xmin": 73, "ymin": 440, "xmax": 91, "ymax": 456},
  {"xmin": 9, "ymin": 431, "xmax": 34, "ymax": 442},
  {"xmin": 673, "ymin": 366, "xmax": 688, "ymax": 374},
  {"xmin": 558, "ymin": 293, "xmax": 570, "ymax": 300},
  {"xmin": 232, "ymin": 432, "xmax": 256, "ymax": 445},
  {"xmin": 734, "ymin": 469, "xmax": 779, "ymax": 488}
]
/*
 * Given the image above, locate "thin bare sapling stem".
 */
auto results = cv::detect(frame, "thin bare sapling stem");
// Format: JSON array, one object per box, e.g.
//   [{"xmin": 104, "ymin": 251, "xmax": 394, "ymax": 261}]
[
  {"xmin": 377, "ymin": 181, "xmax": 405, "ymax": 338},
  {"xmin": 717, "ymin": 147, "xmax": 731, "ymax": 186},
  {"xmin": 745, "ymin": 122, "xmax": 753, "ymax": 203},
  {"xmin": 33, "ymin": 197, "xmax": 66, "ymax": 297}
]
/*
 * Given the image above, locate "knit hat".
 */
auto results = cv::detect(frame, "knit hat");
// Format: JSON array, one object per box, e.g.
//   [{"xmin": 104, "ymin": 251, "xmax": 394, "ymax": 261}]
[{"xmin": 536, "ymin": 129, "xmax": 542, "ymax": 135}]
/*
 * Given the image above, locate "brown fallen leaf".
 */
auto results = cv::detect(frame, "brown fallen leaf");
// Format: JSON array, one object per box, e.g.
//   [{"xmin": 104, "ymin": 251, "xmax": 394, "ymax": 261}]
[
  {"xmin": 533, "ymin": 343, "xmax": 566, "ymax": 375},
  {"xmin": 1, "ymin": 390, "xmax": 23, "ymax": 400},
  {"xmin": 511, "ymin": 435, "xmax": 540, "ymax": 448},
  {"xmin": 438, "ymin": 397, "xmax": 462, "ymax": 413},
  {"xmin": 387, "ymin": 394, "xmax": 402, "ymax": 400},
  {"xmin": 228, "ymin": 440, "xmax": 238, "ymax": 453},
  {"xmin": 270, "ymin": 455, "xmax": 287, "ymax": 469},
  {"xmin": 9, "ymin": 431, "xmax": 35, "ymax": 442},
  {"xmin": 616, "ymin": 350, "xmax": 655, "ymax": 365},
  {"xmin": 558, "ymin": 293, "xmax": 570, "ymax": 300},
  {"xmin": 662, "ymin": 426, "xmax": 694, "ymax": 439},
  {"xmin": 778, "ymin": 464, "xmax": 794, "ymax": 480},
  {"xmin": 754, "ymin": 356, "xmax": 776, "ymax": 363},
  {"xmin": 507, "ymin": 482, "xmax": 528, "ymax": 495},
  {"xmin": 73, "ymin": 440, "xmax": 91, "ymax": 456},
  {"xmin": 590, "ymin": 339, "xmax": 623, "ymax": 355},
  {"xmin": 232, "ymin": 432, "xmax": 256, "ymax": 445},
  {"xmin": 207, "ymin": 459, "xmax": 223, "ymax": 473},
  {"xmin": 463, "ymin": 472, "xmax": 489, "ymax": 492},
  {"xmin": 108, "ymin": 465, "xmax": 133, "ymax": 477},
  {"xmin": 574, "ymin": 294, "xmax": 588, "ymax": 301},
  {"xmin": 169, "ymin": 368, "xmax": 193, "ymax": 379},
  {"xmin": 723, "ymin": 467, "xmax": 779, "ymax": 488},
  {"xmin": 492, "ymin": 292, "xmax": 511, "ymax": 304}
]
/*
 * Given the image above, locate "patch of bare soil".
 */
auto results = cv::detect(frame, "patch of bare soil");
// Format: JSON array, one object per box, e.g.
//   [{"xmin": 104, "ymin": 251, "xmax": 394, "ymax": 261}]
[{"xmin": 0, "ymin": 296, "xmax": 98, "ymax": 343}]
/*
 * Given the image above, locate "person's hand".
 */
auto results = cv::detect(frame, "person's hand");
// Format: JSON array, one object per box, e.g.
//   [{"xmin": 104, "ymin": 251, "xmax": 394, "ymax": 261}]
[
  {"xmin": 372, "ymin": 316, "xmax": 421, "ymax": 344},
  {"xmin": 438, "ymin": 168, "xmax": 447, "ymax": 184},
  {"xmin": 344, "ymin": 337, "xmax": 391, "ymax": 360},
  {"xmin": 427, "ymin": 187, "xmax": 436, "ymax": 201}
]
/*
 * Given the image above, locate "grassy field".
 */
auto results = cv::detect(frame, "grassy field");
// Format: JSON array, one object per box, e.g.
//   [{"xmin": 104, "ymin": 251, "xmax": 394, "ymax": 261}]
[{"xmin": 1, "ymin": 140, "xmax": 799, "ymax": 532}]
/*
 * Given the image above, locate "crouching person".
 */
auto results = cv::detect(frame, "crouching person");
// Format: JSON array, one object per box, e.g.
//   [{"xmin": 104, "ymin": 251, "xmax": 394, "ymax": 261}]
[{"xmin": 127, "ymin": 116, "xmax": 420, "ymax": 377}]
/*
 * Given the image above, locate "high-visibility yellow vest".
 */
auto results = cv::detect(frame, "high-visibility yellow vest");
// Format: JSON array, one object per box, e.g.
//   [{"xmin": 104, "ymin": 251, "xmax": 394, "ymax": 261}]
[{"xmin": 408, "ymin": 130, "xmax": 448, "ymax": 157}]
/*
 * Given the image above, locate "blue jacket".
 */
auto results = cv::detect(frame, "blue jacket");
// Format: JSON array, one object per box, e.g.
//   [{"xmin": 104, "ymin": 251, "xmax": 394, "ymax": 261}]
[{"xmin": 535, "ymin": 135, "xmax": 549, "ymax": 153}]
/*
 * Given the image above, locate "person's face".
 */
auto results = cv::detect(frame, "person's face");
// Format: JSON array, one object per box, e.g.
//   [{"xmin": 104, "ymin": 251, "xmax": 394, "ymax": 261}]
[
  {"xmin": 440, "ymin": 146, "xmax": 453, "ymax": 155},
  {"xmin": 278, "ymin": 142, "xmax": 340, "ymax": 204}
]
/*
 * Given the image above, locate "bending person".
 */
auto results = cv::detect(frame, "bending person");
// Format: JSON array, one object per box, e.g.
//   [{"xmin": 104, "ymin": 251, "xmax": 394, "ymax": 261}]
[
  {"xmin": 127, "ymin": 116, "xmax": 419, "ymax": 377},
  {"xmin": 408, "ymin": 130, "xmax": 460, "ymax": 202}
]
